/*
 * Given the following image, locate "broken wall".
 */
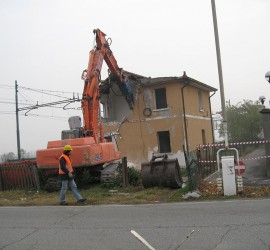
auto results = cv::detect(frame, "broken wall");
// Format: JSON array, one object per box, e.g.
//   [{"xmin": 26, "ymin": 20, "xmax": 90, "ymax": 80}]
[{"xmin": 102, "ymin": 78, "xmax": 214, "ymax": 168}]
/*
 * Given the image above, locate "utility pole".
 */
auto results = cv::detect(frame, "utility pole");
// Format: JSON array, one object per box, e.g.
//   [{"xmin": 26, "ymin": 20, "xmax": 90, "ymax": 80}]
[
  {"xmin": 15, "ymin": 80, "xmax": 21, "ymax": 160},
  {"xmin": 211, "ymin": 0, "xmax": 229, "ymax": 148}
]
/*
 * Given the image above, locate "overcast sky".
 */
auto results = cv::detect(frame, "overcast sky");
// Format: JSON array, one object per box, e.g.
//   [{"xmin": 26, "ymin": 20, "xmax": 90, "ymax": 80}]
[{"xmin": 0, "ymin": 0, "xmax": 270, "ymax": 156}]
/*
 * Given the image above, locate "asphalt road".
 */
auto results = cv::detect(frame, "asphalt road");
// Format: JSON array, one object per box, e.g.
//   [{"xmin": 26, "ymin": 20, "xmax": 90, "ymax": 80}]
[{"xmin": 1, "ymin": 199, "xmax": 270, "ymax": 250}]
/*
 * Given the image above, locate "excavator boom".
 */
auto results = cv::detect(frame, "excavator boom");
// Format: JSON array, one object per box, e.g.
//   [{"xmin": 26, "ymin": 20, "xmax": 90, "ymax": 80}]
[{"xmin": 82, "ymin": 29, "xmax": 134, "ymax": 143}]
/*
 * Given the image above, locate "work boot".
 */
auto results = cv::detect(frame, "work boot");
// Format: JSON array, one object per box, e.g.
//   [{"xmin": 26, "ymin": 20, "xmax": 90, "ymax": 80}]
[
  {"xmin": 77, "ymin": 198, "xmax": 87, "ymax": 203},
  {"xmin": 60, "ymin": 201, "xmax": 69, "ymax": 206}
]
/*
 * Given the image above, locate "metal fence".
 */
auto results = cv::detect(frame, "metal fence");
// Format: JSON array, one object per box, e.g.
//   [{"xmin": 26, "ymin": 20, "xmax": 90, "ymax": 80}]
[
  {"xmin": 184, "ymin": 150, "xmax": 201, "ymax": 191},
  {"xmin": 185, "ymin": 140, "xmax": 270, "ymax": 191},
  {"xmin": 0, "ymin": 160, "xmax": 40, "ymax": 191},
  {"xmin": 197, "ymin": 140, "xmax": 270, "ymax": 167}
]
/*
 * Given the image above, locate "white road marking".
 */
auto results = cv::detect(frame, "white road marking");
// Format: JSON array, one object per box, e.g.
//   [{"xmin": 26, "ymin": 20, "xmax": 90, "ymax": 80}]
[
  {"xmin": 175, "ymin": 230, "xmax": 195, "ymax": 249},
  {"xmin": 131, "ymin": 230, "xmax": 156, "ymax": 250}
]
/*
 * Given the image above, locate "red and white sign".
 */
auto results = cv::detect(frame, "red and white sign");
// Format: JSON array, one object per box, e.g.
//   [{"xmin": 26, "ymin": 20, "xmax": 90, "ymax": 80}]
[{"xmin": 235, "ymin": 161, "xmax": 246, "ymax": 175}]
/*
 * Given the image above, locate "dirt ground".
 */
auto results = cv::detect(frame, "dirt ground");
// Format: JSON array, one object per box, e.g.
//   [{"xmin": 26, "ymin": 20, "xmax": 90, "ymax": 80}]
[{"xmin": 199, "ymin": 181, "xmax": 270, "ymax": 198}]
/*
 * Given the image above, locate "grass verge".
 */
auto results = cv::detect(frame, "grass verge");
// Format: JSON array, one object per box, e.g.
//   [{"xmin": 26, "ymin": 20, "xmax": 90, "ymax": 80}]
[
  {"xmin": 1, "ymin": 181, "xmax": 270, "ymax": 206},
  {"xmin": 0, "ymin": 184, "xmax": 191, "ymax": 206}
]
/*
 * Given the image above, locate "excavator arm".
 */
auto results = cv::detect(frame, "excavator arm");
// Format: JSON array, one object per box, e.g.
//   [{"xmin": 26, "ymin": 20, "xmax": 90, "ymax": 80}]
[{"xmin": 81, "ymin": 29, "xmax": 134, "ymax": 143}]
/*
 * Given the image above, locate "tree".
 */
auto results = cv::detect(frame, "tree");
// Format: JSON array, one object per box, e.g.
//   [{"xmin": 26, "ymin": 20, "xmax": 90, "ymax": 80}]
[
  {"xmin": 0, "ymin": 149, "xmax": 35, "ymax": 162},
  {"xmin": 0, "ymin": 152, "xmax": 16, "ymax": 162},
  {"xmin": 218, "ymin": 100, "xmax": 263, "ymax": 142}
]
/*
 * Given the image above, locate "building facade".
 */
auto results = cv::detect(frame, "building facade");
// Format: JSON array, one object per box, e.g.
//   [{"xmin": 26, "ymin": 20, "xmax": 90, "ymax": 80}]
[{"xmin": 99, "ymin": 72, "xmax": 217, "ymax": 167}]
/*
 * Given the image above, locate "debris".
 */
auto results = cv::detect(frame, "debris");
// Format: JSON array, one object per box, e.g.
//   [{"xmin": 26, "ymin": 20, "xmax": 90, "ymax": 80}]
[
  {"xmin": 117, "ymin": 193, "xmax": 130, "ymax": 196},
  {"xmin": 109, "ymin": 190, "xmax": 118, "ymax": 193},
  {"xmin": 199, "ymin": 180, "xmax": 270, "ymax": 197},
  {"xmin": 183, "ymin": 191, "xmax": 201, "ymax": 200}
]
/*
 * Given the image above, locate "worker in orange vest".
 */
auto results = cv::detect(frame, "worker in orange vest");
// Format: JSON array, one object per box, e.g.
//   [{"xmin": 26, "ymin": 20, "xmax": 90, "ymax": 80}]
[{"xmin": 59, "ymin": 144, "xmax": 86, "ymax": 205}]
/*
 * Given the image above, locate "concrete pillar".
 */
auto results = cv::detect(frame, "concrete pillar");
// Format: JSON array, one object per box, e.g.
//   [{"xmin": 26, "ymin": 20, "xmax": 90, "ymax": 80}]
[{"xmin": 260, "ymin": 108, "xmax": 270, "ymax": 177}]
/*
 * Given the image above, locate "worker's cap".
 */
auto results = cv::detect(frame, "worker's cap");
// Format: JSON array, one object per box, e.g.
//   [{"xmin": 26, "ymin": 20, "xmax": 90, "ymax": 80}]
[{"xmin": 63, "ymin": 144, "xmax": 72, "ymax": 151}]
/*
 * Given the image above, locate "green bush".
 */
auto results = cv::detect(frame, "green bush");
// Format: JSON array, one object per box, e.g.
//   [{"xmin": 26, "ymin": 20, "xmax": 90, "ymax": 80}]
[
  {"xmin": 115, "ymin": 165, "xmax": 142, "ymax": 187},
  {"xmin": 127, "ymin": 167, "xmax": 142, "ymax": 186}
]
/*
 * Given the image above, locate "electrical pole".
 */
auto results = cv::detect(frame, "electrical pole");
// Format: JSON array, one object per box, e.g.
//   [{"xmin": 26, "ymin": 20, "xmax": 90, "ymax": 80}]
[
  {"xmin": 15, "ymin": 80, "xmax": 21, "ymax": 160},
  {"xmin": 211, "ymin": 0, "xmax": 229, "ymax": 148}
]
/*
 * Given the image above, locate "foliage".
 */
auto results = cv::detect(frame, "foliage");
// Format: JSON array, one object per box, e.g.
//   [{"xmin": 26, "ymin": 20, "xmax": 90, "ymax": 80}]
[
  {"xmin": 37, "ymin": 169, "xmax": 47, "ymax": 188},
  {"xmin": 0, "ymin": 149, "xmax": 35, "ymax": 163},
  {"xmin": 20, "ymin": 149, "xmax": 35, "ymax": 159},
  {"xmin": 115, "ymin": 165, "xmax": 142, "ymax": 187},
  {"xmin": 0, "ymin": 152, "xmax": 16, "ymax": 162},
  {"xmin": 79, "ymin": 169, "xmax": 92, "ymax": 185},
  {"xmin": 218, "ymin": 100, "xmax": 263, "ymax": 142}
]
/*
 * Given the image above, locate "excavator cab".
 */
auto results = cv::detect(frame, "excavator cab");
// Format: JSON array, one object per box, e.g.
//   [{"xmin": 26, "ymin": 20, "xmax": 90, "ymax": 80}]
[{"xmin": 61, "ymin": 116, "xmax": 84, "ymax": 140}]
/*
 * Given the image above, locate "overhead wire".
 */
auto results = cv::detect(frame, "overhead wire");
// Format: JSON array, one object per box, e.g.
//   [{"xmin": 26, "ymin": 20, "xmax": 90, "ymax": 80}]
[
  {"xmin": 0, "ymin": 83, "xmax": 81, "ymax": 119},
  {"xmin": 26, "ymin": 88, "xmax": 71, "ymax": 99},
  {"xmin": 22, "ymin": 113, "xmax": 69, "ymax": 121},
  {"xmin": 19, "ymin": 85, "xmax": 80, "ymax": 94},
  {"xmin": 0, "ymin": 111, "xmax": 15, "ymax": 114},
  {"xmin": 0, "ymin": 101, "xmax": 17, "ymax": 105},
  {"xmin": 18, "ymin": 91, "xmax": 35, "ymax": 104},
  {"xmin": 0, "ymin": 85, "xmax": 14, "ymax": 89},
  {"xmin": 19, "ymin": 86, "xmax": 81, "ymax": 99},
  {"xmin": 0, "ymin": 101, "xmax": 80, "ymax": 109}
]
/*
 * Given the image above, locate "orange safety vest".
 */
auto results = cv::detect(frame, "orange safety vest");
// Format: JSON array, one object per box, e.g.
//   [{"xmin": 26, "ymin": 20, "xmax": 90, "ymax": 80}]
[{"xmin": 59, "ymin": 154, "xmax": 74, "ymax": 174}]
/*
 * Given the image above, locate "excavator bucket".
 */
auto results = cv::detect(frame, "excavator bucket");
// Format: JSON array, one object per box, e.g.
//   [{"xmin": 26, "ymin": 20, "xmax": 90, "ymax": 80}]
[{"xmin": 141, "ymin": 154, "xmax": 183, "ymax": 188}]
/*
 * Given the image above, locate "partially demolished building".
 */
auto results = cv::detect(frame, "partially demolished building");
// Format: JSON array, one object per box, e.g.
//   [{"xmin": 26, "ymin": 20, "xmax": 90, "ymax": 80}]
[{"xmin": 99, "ymin": 71, "xmax": 217, "ymax": 167}]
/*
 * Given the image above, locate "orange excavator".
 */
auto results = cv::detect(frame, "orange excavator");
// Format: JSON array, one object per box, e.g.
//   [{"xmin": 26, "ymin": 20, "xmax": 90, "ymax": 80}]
[
  {"xmin": 36, "ymin": 29, "xmax": 135, "ymax": 189},
  {"xmin": 0, "ymin": 28, "xmax": 182, "ymax": 191}
]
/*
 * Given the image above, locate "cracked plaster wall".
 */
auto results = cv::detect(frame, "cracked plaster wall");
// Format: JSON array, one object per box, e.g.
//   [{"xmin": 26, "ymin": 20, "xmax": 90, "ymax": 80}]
[{"xmin": 102, "ymin": 80, "xmax": 214, "ymax": 168}]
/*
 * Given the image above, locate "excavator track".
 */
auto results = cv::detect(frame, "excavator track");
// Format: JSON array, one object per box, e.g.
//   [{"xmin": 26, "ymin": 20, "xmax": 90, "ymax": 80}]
[
  {"xmin": 44, "ymin": 177, "xmax": 62, "ymax": 192},
  {"xmin": 41, "ymin": 162, "xmax": 120, "ymax": 192},
  {"xmin": 100, "ymin": 162, "xmax": 120, "ymax": 184}
]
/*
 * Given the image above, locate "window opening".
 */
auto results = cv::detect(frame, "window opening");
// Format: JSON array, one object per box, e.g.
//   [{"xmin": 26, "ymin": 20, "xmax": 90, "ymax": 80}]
[
  {"xmin": 157, "ymin": 131, "xmax": 171, "ymax": 153},
  {"xmin": 155, "ymin": 88, "xmax": 167, "ymax": 109}
]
